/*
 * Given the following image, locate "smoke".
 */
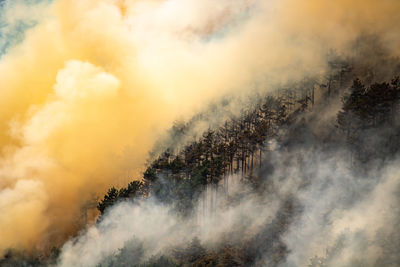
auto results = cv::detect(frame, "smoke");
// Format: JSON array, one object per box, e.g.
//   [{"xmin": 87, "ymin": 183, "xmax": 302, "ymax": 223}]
[
  {"xmin": 57, "ymin": 174, "xmax": 281, "ymax": 267},
  {"xmin": 280, "ymin": 157, "xmax": 400, "ymax": 266},
  {"xmin": 57, "ymin": 200, "xmax": 180, "ymax": 267},
  {"xmin": 1, "ymin": 0, "xmax": 400, "ymax": 256},
  {"xmin": 55, "ymin": 147, "xmax": 400, "ymax": 266}
]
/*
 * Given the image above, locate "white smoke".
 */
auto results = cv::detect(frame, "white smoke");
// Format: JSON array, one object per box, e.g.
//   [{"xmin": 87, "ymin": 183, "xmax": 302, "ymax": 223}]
[{"xmin": 57, "ymin": 148, "xmax": 400, "ymax": 267}]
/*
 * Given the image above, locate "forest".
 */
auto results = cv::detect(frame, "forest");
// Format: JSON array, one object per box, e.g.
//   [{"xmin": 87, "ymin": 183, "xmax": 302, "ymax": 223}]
[{"xmin": 91, "ymin": 73, "xmax": 400, "ymax": 267}]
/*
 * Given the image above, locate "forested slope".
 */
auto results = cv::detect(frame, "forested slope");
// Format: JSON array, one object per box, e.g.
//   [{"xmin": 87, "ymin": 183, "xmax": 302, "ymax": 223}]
[
  {"xmin": 92, "ymin": 58, "xmax": 400, "ymax": 266},
  {"xmin": 2, "ymin": 38, "xmax": 400, "ymax": 267}
]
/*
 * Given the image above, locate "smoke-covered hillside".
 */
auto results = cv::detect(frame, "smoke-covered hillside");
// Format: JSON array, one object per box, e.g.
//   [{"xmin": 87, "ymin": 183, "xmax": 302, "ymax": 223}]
[
  {"xmin": 68, "ymin": 63, "xmax": 400, "ymax": 267},
  {"xmin": 1, "ymin": 0, "xmax": 400, "ymax": 266},
  {"xmin": 3, "ymin": 43, "xmax": 400, "ymax": 266}
]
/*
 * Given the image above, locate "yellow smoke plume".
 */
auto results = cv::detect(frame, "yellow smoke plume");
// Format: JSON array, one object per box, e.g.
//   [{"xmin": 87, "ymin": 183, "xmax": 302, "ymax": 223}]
[{"xmin": 0, "ymin": 0, "xmax": 399, "ymax": 255}]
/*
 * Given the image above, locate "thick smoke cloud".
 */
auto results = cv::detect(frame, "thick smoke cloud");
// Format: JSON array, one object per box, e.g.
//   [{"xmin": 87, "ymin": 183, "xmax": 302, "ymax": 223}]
[{"xmin": 0, "ymin": 0, "xmax": 399, "ymax": 256}]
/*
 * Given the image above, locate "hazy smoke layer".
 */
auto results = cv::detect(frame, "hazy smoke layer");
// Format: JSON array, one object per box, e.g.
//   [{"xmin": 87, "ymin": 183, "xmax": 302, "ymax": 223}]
[
  {"xmin": 283, "ymin": 163, "xmax": 400, "ymax": 266},
  {"xmin": 1, "ymin": 0, "xmax": 400, "ymax": 255},
  {"xmin": 57, "ymin": 174, "xmax": 280, "ymax": 267},
  {"xmin": 56, "ymin": 150, "xmax": 400, "ymax": 267}
]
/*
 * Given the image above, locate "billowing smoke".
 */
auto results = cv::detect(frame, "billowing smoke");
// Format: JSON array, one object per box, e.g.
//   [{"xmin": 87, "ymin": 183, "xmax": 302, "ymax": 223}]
[
  {"xmin": 0, "ymin": 0, "xmax": 400, "ymax": 257},
  {"xmin": 57, "ymin": 175, "xmax": 281, "ymax": 267}
]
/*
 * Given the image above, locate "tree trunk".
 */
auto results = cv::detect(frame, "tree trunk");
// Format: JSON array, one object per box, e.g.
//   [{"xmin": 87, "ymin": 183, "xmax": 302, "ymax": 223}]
[{"xmin": 251, "ymin": 151, "xmax": 254, "ymax": 172}]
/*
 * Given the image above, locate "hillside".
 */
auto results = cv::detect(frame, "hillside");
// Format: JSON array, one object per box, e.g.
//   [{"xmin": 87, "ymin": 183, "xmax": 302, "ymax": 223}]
[
  {"xmin": 1, "ymin": 1, "xmax": 400, "ymax": 266},
  {"xmin": 66, "ymin": 54, "xmax": 400, "ymax": 266}
]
